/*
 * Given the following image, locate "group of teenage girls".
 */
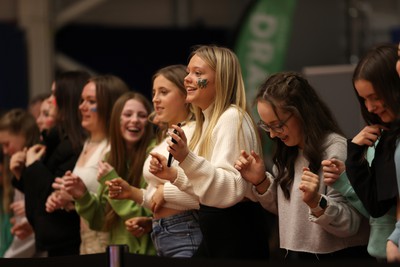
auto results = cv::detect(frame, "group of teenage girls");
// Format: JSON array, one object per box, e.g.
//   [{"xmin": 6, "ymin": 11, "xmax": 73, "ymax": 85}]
[{"xmin": 0, "ymin": 42, "xmax": 399, "ymax": 263}]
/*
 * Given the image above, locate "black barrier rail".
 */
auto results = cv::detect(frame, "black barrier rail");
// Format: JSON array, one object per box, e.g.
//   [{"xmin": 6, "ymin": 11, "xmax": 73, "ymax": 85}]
[
  {"xmin": 0, "ymin": 245, "xmax": 396, "ymax": 267},
  {"xmin": 0, "ymin": 253, "xmax": 106, "ymax": 267}
]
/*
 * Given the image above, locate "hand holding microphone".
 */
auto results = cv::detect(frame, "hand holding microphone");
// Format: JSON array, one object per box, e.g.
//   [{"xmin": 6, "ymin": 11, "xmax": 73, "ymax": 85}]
[{"xmin": 167, "ymin": 123, "xmax": 181, "ymax": 167}]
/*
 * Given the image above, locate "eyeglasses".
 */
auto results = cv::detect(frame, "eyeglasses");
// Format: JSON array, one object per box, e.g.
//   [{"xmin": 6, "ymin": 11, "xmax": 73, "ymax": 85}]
[{"xmin": 257, "ymin": 114, "xmax": 293, "ymax": 133}]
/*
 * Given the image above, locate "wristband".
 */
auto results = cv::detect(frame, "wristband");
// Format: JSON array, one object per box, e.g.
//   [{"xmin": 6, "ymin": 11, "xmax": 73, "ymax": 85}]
[{"xmin": 254, "ymin": 175, "xmax": 267, "ymax": 187}]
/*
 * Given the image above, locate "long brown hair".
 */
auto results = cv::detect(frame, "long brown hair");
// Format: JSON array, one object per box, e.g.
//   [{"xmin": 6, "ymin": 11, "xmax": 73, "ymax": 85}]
[
  {"xmin": 352, "ymin": 43, "xmax": 400, "ymax": 155},
  {"xmin": 256, "ymin": 72, "xmax": 344, "ymax": 199},
  {"xmin": 104, "ymin": 91, "xmax": 154, "ymax": 230},
  {"xmin": 88, "ymin": 74, "xmax": 130, "ymax": 139},
  {"xmin": 54, "ymin": 70, "xmax": 90, "ymax": 152}
]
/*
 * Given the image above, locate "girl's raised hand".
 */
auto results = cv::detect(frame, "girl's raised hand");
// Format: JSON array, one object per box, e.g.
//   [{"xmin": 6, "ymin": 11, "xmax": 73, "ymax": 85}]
[
  {"xmin": 321, "ymin": 158, "xmax": 345, "ymax": 186},
  {"xmin": 106, "ymin": 178, "xmax": 132, "ymax": 200},
  {"xmin": 166, "ymin": 124, "xmax": 189, "ymax": 163},
  {"xmin": 148, "ymin": 152, "xmax": 177, "ymax": 182}
]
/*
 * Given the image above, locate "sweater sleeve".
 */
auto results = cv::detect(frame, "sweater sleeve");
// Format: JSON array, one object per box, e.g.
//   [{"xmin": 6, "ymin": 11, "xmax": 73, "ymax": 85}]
[
  {"xmin": 173, "ymin": 108, "xmax": 256, "ymax": 208},
  {"xmin": 100, "ymin": 170, "xmax": 153, "ymax": 219},
  {"xmin": 163, "ymin": 181, "xmax": 200, "ymax": 210},
  {"xmin": 22, "ymin": 159, "xmax": 73, "ymax": 225},
  {"xmin": 387, "ymin": 142, "xmax": 400, "ymax": 248},
  {"xmin": 17, "ymin": 137, "xmax": 82, "ymax": 251},
  {"xmin": 331, "ymin": 172, "xmax": 370, "ymax": 218},
  {"xmin": 74, "ymin": 190, "xmax": 105, "ymax": 231},
  {"xmin": 388, "ymin": 220, "xmax": 400, "ymax": 246},
  {"xmin": 21, "ymin": 138, "xmax": 79, "ymax": 200},
  {"xmin": 308, "ymin": 135, "xmax": 363, "ymax": 237},
  {"xmin": 251, "ymin": 172, "xmax": 279, "ymax": 215},
  {"xmin": 75, "ymin": 169, "xmax": 152, "ymax": 231}
]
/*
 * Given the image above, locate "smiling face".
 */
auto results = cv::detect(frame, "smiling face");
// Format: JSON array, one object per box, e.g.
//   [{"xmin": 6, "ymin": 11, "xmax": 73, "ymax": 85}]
[
  {"xmin": 184, "ymin": 54, "xmax": 216, "ymax": 110},
  {"xmin": 152, "ymin": 74, "xmax": 188, "ymax": 127},
  {"xmin": 120, "ymin": 99, "xmax": 148, "ymax": 148},
  {"xmin": 354, "ymin": 79, "xmax": 396, "ymax": 123},
  {"xmin": 257, "ymin": 100, "xmax": 304, "ymax": 148}
]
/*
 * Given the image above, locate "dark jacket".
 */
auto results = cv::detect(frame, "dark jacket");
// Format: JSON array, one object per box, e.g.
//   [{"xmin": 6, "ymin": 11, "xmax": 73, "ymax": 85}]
[
  {"xmin": 12, "ymin": 127, "xmax": 81, "ymax": 255},
  {"xmin": 345, "ymin": 132, "xmax": 398, "ymax": 218}
]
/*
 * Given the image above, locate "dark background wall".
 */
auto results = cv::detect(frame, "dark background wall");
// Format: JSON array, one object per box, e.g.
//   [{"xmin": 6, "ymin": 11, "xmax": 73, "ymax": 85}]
[
  {"xmin": 0, "ymin": 0, "xmax": 399, "ymax": 110},
  {"xmin": 0, "ymin": 23, "xmax": 28, "ymax": 112},
  {"xmin": 55, "ymin": 25, "xmax": 232, "ymax": 100}
]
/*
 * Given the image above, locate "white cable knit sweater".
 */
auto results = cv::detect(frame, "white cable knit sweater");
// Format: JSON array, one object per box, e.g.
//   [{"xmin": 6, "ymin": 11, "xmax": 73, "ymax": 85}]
[
  {"xmin": 141, "ymin": 121, "xmax": 199, "ymax": 210},
  {"xmin": 173, "ymin": 105, "xmax": 260, "ymax": 208}
]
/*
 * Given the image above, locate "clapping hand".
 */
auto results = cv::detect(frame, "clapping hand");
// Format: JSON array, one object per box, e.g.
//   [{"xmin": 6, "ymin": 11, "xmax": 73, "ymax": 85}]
[
  {"xmin": 63, "ymin": 172, "xmax": 87, "ymax": 200},
  {"xmin": 148, "ymin": 152, "xmax": 177, "ymax": 182},
  {"xmin": 234, "ymin": 150, "xmax": 266, "ymax": 185},
  {"xmin": 106, "ymin": 178, "xmax": 132, "ymax": 200}
]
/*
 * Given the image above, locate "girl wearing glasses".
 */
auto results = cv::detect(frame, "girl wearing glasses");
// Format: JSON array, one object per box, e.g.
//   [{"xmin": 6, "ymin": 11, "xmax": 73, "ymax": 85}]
[{"xmin": 235, "ymin": 71, "xmax": 370, "ymax": 261}]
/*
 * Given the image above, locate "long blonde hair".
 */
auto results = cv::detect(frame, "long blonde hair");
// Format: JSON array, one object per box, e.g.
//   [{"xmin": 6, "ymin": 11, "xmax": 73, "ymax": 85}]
[{"xmin": 188, "ymin": 45, "xmax": 255, "ymax": 159}]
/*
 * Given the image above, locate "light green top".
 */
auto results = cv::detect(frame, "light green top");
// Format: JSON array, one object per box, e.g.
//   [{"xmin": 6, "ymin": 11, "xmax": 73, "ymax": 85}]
[
  {"xmin": 0, "ymin": 190, "xmax": 13, "ymax": 257},
  {"xmin": 75, "ymin": 168, "xmax": 155, "ymax": 255}
]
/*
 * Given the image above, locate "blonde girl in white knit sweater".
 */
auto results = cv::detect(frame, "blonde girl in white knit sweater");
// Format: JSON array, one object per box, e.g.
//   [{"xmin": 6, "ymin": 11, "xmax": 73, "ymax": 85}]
[{"xmin": 145, "ymin": 45, "xmax": 270, "ymax": 260}]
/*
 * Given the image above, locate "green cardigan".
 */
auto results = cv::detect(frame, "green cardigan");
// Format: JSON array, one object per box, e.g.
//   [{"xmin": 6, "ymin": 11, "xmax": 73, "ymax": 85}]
[{"xmin": 75, "ymin": 168, "xmax": 155, "ymax": 255}]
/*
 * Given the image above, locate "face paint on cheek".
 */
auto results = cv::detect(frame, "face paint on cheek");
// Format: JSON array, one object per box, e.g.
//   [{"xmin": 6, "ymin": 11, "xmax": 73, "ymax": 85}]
[
  {"xmin": 90, "ymin": 107, "xmax": 97, "ymax": 112},
  {"xmin": 197, "ymin": 78, "xmax": 208, "ymax": 89}
]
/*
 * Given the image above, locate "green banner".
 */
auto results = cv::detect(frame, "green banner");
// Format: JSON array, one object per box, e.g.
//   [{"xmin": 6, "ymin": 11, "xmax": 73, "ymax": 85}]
[
  {"xmin": 235, "ymin": 0, "xmax": 296, "ymax": 103},
  {"xmin": 234, "ymin": 0, "xmax": 297, "ymax": 157}
]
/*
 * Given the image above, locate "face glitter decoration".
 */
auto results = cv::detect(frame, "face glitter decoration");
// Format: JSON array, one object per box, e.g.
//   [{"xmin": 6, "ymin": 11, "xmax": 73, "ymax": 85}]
[{"xmin": 197, "ymin": 78, "xmax": 208, "ymax": 89}]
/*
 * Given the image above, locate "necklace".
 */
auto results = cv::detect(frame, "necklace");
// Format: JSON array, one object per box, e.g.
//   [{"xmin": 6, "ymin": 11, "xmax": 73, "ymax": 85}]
[{"xmin": 83, "ymin": 139, "xmax": 103, "ymax": 155}]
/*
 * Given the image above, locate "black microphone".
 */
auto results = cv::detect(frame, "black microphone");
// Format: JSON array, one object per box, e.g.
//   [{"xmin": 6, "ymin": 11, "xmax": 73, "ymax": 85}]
[{"xmin": 167, "ymin": 123, "xmax": 181, "ymax": 167}]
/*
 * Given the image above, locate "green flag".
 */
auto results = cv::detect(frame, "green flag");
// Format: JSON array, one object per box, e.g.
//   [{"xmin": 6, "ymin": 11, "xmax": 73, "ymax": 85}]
[{"xmin": 234, "ymin": 0, "xmax": 297, "ymax": 158}]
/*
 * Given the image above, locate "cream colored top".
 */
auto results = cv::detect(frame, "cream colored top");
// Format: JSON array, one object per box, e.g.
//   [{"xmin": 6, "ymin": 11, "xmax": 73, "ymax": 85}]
[
  {"xmin": 173, "ymin": 105, "xmax": 260, "ymax": 208},
  {"xmin": 73, "ymin": 139, "xmax": 109, "ymax": 194},
  {"xmin": 141, "ymin": 121, "xmax": 199, "ymax": 210}
]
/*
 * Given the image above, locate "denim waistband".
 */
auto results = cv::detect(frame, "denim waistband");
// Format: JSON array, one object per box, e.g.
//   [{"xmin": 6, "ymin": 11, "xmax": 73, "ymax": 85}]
[{"xmin": 153, "ymin": 210, "xmax": 198, "ymax": 228}]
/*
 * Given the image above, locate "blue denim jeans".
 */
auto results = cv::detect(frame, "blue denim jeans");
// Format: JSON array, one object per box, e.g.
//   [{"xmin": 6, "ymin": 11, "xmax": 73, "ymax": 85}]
[{"xmin": 151, "ymin": 210, "xmax": 202, "ymax": 257}]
